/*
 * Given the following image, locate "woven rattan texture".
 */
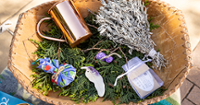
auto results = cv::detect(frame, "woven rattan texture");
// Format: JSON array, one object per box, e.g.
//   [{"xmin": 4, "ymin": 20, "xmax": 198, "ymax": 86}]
[{"xmin": 8, "ymin": 0, "xmax": 191, "ymax": 104}]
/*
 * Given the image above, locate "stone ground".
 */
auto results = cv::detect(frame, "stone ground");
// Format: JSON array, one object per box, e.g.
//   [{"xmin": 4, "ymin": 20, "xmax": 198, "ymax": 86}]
[{"xmin": 0, "ymin": 0, "xmax": 200, "ymax": 105}]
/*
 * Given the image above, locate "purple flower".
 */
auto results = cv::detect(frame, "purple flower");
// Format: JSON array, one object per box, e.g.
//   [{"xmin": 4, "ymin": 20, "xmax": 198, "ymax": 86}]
[
  {"xmin": 96, "ymin": 52, "xmax": 106, "ymax": 61},
  {"xmin": 106, "ymin": 56, "xmax": 113, "ymax": 63}
]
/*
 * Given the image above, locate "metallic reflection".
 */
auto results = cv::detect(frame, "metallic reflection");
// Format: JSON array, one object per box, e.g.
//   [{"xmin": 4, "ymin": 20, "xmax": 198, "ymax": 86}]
[{"xmin": 49, "ymin": 0, "xmax": 92, "ymax": 47}]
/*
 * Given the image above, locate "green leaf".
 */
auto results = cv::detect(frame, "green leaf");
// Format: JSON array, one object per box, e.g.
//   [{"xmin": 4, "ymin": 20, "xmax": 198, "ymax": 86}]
[
  {"xmin": 63, "ymin": 79, "xmax": 67, "ymax": 85},
  {"xmin": 150, "ymin": 23, "xmax": 160, "ymax": 31},
  {"xmin": 144, "ymin": 0, "xmax": 150, "ymax": 6}
]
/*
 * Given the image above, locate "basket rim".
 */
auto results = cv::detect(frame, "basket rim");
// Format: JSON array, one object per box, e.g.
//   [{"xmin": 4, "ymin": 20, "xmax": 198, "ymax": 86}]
[{"xmin": 8, "ymin": 0, "xmax": 192, "ymax": 104}]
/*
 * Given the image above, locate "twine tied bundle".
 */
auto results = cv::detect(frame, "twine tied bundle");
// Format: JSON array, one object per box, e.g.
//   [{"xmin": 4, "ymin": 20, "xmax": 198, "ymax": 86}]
[{"xmin": 36, "ymin": 58, "xmax": 76, "ymax": 87}]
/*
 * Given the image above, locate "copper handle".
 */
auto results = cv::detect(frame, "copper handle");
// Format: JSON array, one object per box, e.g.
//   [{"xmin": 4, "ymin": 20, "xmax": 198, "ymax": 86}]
[{"xmin": 36, "ymin": 17, "xmax": 68, "ymax": 43}]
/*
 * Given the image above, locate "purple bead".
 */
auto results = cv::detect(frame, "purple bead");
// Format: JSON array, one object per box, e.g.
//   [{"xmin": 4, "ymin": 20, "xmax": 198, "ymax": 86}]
[
  {"xmin": 96, "ymin": 52, "xmax": 106, "ymax": 61},
  {"xmin": 106, "ymin": 56, "xmax": 113, "ymax": 63}
]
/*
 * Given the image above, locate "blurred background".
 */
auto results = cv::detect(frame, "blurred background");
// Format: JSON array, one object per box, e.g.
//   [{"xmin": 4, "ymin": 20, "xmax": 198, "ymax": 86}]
[{"xmin": 0, "ymin": 0, "xmax": 199, "ymax": 105}]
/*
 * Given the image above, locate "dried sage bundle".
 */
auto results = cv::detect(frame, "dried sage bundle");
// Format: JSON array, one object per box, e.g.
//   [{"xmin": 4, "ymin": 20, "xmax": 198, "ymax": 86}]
[{"xmin": 96, "ymin": 0, "xmax": 167, "ymax": 70}]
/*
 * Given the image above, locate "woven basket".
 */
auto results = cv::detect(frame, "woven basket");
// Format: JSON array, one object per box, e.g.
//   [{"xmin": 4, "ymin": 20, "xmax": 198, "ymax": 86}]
[{"xmin": 8, "ymin": 0, "xmax": 192, "ymax": 104}]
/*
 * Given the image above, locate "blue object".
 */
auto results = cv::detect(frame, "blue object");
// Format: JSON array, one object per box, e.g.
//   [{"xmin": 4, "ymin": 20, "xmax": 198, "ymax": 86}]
[
  {"xmin": 37, "ymin": 58, "xmax": 59, "ymax": 74},
  {"xmin": 37, "ymin": 58, "xmax": 76, "ymax": 87},
  {"xmin": 0, "ymin": 91, "xmax": 32, "ymax": 105}
]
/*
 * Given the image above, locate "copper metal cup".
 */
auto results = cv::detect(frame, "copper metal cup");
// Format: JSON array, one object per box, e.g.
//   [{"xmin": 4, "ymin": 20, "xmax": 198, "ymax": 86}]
[{"xmin": 37, "ymin": 0, "xmax": 92, "ymax": 47}]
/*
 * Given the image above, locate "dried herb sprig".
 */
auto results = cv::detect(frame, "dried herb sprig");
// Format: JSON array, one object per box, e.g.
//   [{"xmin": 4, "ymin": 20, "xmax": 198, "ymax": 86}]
[{"xmin": 97, "ymin": 0, "xmax": 167, "ymax": 70}]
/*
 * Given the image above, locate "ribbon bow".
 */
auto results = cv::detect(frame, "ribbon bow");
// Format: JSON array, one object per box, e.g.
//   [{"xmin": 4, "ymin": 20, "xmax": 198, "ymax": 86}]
[{"xmin": 37, "ymin": 58, "xmax": 76, "ymax": 87}]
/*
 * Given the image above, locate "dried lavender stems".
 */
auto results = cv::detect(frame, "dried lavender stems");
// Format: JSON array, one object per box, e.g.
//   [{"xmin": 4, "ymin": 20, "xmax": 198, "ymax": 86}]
[{"xmin": 96, "ymin": 0, "xmax": 167, "ymax": 70}]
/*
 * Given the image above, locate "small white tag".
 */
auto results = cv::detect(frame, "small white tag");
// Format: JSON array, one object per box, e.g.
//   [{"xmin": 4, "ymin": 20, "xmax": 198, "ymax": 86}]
[{"xmin": 132, "ymin": 70, "xmax": 154, "ymax": 91}]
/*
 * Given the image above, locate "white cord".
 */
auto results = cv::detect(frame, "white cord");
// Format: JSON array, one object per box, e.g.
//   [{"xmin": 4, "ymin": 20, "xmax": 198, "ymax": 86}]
[{"xmin": 0, "ymin": 20, "xmax": 12, "ymax": 34}]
